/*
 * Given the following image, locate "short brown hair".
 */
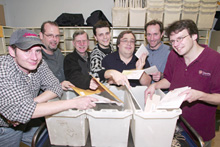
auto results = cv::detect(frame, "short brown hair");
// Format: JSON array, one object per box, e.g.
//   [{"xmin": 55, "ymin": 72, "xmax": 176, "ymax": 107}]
[
  {"xmin": 116, "ymin": 30, "xmax": 136, "ymax": 50},
  {"xmin": 165, "ymin": 19, "xmax": 199, "ymax": 41},
  {"xmin": 93, "ymin": 20, "xmax": 111, "ymax": 36},
  {"xmin": 41, "ymin": 21, "xmax": 59, "ymax": 34},
  {"xmin": 145, "ymin": 20, "xmax": 164, "ymax": 34},
  {"xmin": 72, "ymin": 30, "xmax": 89, "ymax": 41}
]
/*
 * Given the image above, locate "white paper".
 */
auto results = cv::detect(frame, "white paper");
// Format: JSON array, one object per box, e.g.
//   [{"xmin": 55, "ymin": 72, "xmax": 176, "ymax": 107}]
[
  {"xmin": 156, "ymin": 86, "xmax": 191, "ymax": 109},
  {"xmin": 89, "ymin": 94, "xmax": 123, "ymax": 106},
  {"xmin": 122, "ymin": 70, "xmax": 144, "ymax": 80},
  {"xmin": 144, "ymin": 65, "xmax": 159, "ymax": 75},
  {"xmin": 144, "ymin": 94, "xmax": 161, "ymax": 112},
  {"xmin": 135, "ymin": 44, "xmax": 149, "ymax": 58}
]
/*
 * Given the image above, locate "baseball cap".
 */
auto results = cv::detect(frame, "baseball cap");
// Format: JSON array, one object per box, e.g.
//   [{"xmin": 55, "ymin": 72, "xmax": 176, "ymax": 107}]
[{"xmin": 9, "ymin": 29, "xmax": 45, "ymax": 50}]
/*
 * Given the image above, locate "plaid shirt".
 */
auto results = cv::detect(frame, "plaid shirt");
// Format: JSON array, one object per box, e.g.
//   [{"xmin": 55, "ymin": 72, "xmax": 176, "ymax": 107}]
[{"xmin": 0, "ymin": 55, "xmax": 62, "ymax": 127}]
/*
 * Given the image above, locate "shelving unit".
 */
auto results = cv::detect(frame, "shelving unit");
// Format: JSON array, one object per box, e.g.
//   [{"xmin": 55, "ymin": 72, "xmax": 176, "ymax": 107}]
[
  {"xmin": 0, "ymin": 26, "xmax": 14, "ymax": 54},
  {"xmin": 198, "ymin": 29, "xmax": 210, "ymax": 45},
  {"xmin": 0, "ymin": 26, "xmax": 211, "ymax": 55}
]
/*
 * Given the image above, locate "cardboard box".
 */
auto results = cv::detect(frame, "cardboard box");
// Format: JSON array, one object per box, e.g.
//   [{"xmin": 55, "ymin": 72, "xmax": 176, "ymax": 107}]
[{"xmin": 0, "ymin": 5, "xmax": 6, "ymax": 26}]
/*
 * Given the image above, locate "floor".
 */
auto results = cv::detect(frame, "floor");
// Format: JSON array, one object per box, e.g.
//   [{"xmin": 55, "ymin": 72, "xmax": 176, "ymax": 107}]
[
  {"xmin": 20, "ymin": 130, "xmax": 220, "ymax": 147},
  {"xmin": 212, "ymin": 127, "xmax": 220, "ymax": 147}
]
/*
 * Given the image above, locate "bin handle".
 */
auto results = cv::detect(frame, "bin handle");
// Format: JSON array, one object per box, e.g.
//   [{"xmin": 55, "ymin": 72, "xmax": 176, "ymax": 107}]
[{"xmin": 179, "ymin": 116, "xmax": 205, "ymax": 147}]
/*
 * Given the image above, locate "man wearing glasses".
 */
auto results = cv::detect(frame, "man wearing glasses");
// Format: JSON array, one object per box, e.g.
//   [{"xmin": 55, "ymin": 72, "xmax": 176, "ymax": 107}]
[
  {"xmin": 145, "ymin": 19, "xmax": 220, "ymax": 147},
  {"xmin": 0, "ymin": 29, "xmax": 97, "ymax": 147},
  {"xmin": 39, "ymin": 21, "xmax": 73, "ymax": 90},
  {"xmin": 102, "ymin": 31, "xmax": 151, "ymax": 87}
]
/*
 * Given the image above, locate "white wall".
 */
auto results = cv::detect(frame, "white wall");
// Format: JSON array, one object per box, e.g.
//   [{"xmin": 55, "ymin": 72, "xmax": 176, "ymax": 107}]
[{"xmin": 0, "ymin": 0, "xmax": 114, "ymax": 27}]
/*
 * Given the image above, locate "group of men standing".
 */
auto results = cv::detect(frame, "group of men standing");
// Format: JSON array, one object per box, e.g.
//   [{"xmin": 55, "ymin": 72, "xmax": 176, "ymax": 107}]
[{"xmin": 0, "ymin": 18, "xmax": 219, "ymax": 147}]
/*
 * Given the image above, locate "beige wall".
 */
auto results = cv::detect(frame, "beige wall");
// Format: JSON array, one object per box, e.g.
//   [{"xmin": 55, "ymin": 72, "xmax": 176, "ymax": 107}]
[{"xmin": 0, "ymin": 0, "xmax": 114, "ymax": 27}]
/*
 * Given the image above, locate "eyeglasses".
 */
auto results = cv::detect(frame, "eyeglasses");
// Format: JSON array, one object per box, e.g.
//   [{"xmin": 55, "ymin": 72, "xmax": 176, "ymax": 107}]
[
  {"xmin": 169, "ymin": 35, "xmax": 189, "ymax": 45},
  {"xmin": 43, "ymin": 34, "xmax": 61, "ymax": 39},
  {"xmin": 120, "ymin": 39, "xmax": 135, "ymax": 44},
  {"xmin": 75, "ymin": 40, "xmax": 88, "ymax": 44}
]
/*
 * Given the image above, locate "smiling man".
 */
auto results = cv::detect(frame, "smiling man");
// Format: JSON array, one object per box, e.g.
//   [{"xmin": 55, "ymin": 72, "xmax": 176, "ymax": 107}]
[
  {"xmin": 145, "ymin": 20, "xmax": 171, "ymax": 82},
  {"xmin": 145, "ymin": 19, "xmax": 220, "ymax": 147},
  {"xmin": 102, "ymin": 30, "xmax": 151, "ymax": 87},
  {"xmin": 64, "ymin": 30, "xmax": 98, "ymax": 90},
  {"xmin": 39, "ymin": 21, "xmax": 73, "ymax": 90},
  {"xmin": 0, "ymin": 29, "xmax": 98, "ymax": 146},
  {"xmin": 89, "ymin": 20, "xmax": 130, "ymax": 87},
  {"xmin": 90, "ymin": 20, "xmax": 114, "ymax": 80}
]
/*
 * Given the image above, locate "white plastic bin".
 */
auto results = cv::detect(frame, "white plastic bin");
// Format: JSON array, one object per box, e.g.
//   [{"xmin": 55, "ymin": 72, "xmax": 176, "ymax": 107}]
[
  {"xmin": 147, "ymin": 8, "xmax": 164, "ymax": 23},
  {"xmin": 46, "ymin": 110, "xmax": 88, "ymax": 146},
  {"xmin": 45, "ymin": 90, "xmax": 89, "ymax": 146},
  {"xmin": 126, "ymin": 86, "xmax": 182, "ymax": 147},
  {"xmin": 129, "ymin": 8, "xmax": 147, "ymax": 27},
  {"xmin": 112, "ymin": 7, "xmax": 129, "ymax": 27},
  {"xmin": 164, "ymin": 9, "xmax": 181, "ymax": 27},
  {"xmin": 181, "ymin": 9, "xmax": 198, "ymax": 24},
  {"xmin": 86, "ymin": 86, "xmax": 133, "ymax": 147},
  {"xmin": 197, "ymin": 9, "xmax": 216, "ymax": 29},
  {"xmin": 131, "ymin": 109, "xmax": 181, "ymax": 147}
]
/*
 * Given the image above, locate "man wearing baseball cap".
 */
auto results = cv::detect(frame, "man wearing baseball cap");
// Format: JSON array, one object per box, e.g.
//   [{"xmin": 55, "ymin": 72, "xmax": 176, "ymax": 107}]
[{"xmin": 0, "ymin": 29, "xmax": 97, "ymax": 146}]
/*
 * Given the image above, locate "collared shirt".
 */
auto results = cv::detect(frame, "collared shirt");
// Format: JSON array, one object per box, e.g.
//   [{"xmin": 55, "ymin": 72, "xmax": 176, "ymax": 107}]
[
  {"xmin": 146, "ymin": 42, "xmax": 170, "ymax": 73},
  {"xmin": 102, "ymin": 51, "xmax": 150, "ymax": 87},
  {"xmin": 0, "ymin": 55, "xmax": 62, "ymax": 127},
  {"xmin": 42, "ymin": 48, "xmax": 65, "ymax": 83},
  {"xmin": 164, "ymin": 45, "xmax": 220, "ymax": 141}
]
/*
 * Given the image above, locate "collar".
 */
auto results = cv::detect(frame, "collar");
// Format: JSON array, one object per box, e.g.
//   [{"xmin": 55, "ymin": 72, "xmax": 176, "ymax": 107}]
[
  {"xmin": 42, "ymin": 48, "xmax": 57, "ymax": 59},
  {"xmin": 76, "ymin": 50, "xmax": 88, "ymax": 61},
  {"xmin": 115, "ymin": 51, "xmax": 137, "ymax": 64},
  {"xmin": 146, "ymin": 41, "xmax": 164, "ymax": 52}
]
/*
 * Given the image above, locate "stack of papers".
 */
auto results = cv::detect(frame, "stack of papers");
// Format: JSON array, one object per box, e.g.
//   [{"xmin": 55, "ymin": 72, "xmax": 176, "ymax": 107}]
[
  {"xmin": 122, "ymin": 65, "xmax": 159, "ymax": 80},
  {"xmin": 144, "ymin": 86, "xmax": 191, "ymax": 112},
  {"xmin": 122, "ymin": 70, "xmax": 144, "ymax": 80},
  {"xmin": 144, "ymin": 94, "xmax": 161, "ymax": 112},
  {"xmin": 156, "ymin": 86, "xmax": 191, "ymax": 109},
  {"xmin": 89, "ymin": 94, "xmax": 123, "ymax": 106},
  {"xmin": 122, "ymin": 44, "xmax": 159, "ymax": 80}
]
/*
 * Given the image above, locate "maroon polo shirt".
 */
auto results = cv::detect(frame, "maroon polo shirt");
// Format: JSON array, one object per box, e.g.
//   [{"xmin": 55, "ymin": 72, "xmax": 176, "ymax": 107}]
[{"xmin": 164, "ymin": 45, "xmax": 220, "ymax": 141}]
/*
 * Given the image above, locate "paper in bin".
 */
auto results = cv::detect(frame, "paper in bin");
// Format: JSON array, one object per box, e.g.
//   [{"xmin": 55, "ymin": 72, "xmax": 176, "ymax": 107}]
[
  {"xmin": 89, "ymin": 94, "xmax": 123, "ymax": 106},
  {"xmin": 156, "ymin": 86, "xmax": 191, "ymax": 109},
  {"xmin": 144, "ymin": 94, "xmax": 161, "ymax": 112}
]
